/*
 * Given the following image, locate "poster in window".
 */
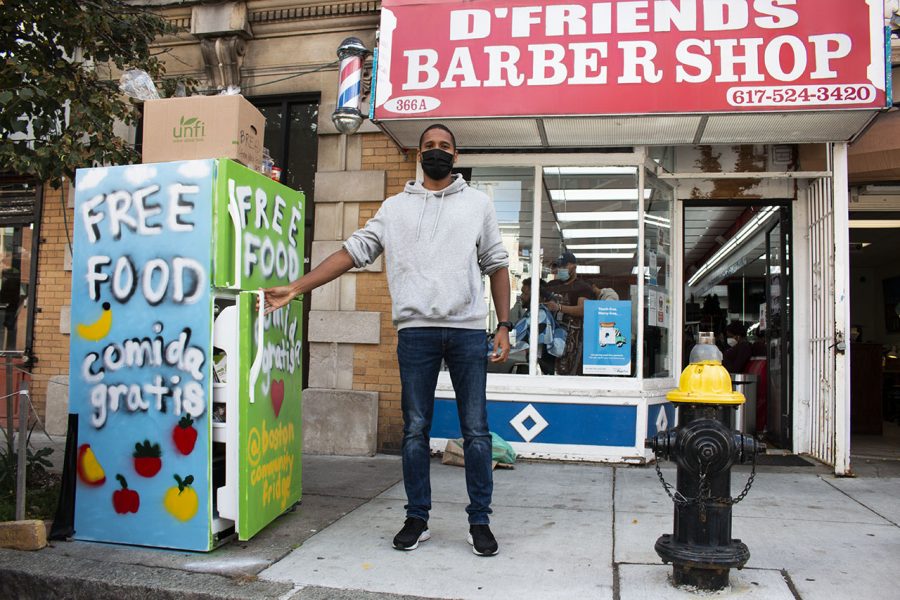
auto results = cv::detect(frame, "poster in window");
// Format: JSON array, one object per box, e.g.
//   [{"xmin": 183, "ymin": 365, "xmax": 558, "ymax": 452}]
[{"xmin": 583, "ymin": 300, "xmax": 632, "ymax": 375}]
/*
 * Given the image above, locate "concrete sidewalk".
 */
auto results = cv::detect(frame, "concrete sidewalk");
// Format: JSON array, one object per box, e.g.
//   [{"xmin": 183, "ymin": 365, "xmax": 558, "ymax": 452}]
[{"xmin": 1, "ymin": 452, "xmax": 899, "ymax": 599}]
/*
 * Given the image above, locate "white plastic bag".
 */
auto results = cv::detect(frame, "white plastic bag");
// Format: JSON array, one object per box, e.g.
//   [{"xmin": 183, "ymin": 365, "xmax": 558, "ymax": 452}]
[{"xmin": 119, "ymin": 69, "xmax": 160, "ymax": 101}]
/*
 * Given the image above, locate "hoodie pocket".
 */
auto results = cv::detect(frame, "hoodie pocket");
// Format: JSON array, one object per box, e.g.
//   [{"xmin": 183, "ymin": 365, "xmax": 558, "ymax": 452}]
[{"xmin": 395, "ymin": 270, "xmax": 474, "ymax": 320}]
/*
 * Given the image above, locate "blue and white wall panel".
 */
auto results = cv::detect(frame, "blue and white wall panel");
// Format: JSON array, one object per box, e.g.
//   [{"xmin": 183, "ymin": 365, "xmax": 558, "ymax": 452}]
[{"xmin": 430, "ymin": 376, "xmax": 677, "ymax": 463}]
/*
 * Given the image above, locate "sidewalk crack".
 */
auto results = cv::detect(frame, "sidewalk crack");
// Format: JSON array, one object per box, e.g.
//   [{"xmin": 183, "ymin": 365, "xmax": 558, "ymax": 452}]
[{"xmin": 820, "ymin": 477, "xmax": 899, "ymax": 527}]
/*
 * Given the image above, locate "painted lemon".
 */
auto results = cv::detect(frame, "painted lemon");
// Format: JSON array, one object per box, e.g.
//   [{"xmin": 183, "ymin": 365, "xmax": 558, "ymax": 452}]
[
  {"xmin": 76, "ymin": 443, "xmax": 106, "ymax": 486},
  {"xmin": 164, "ymin": 474, "xmax": 198, "ymax": 521}
]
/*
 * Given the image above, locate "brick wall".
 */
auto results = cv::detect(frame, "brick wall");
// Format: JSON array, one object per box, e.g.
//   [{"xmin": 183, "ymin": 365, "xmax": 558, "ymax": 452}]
[
  {"xmin": 30, "ymin": 182, "xmax": 73, "ymax": 418},
  {"xmin": 356, "ymin": 133, "xmax": 416, "ymax": 451}
]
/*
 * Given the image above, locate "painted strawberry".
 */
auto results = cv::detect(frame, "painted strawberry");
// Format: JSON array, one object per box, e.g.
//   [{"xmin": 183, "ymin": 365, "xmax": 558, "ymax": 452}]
[
  {"xmin": 133, "ymin": 440, "xmax": 162, "ymax": 478},
  {"xmin": 112, "ymin": 474, "xmax": 140, "ymax": 514},
  {"xmin": 173, "ymin": 415, "xmax": 198, "ymax": 455}
]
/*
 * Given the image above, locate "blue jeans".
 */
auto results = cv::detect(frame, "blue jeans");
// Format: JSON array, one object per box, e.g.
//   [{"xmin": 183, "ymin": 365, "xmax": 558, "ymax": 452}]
[{"xmin": 397, "ymin": 327, "xmax": 493, "ymax": 525}]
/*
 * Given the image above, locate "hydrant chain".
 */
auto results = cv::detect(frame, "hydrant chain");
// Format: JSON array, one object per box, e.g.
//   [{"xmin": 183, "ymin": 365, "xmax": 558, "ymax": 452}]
[{"xmin": 652, "ymin": 451, "xmax": 758, "ymax": 507}]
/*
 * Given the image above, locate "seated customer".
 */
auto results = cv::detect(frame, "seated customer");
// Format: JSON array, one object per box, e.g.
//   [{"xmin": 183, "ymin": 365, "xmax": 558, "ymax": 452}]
[{"xmin": 723, "ymin": 321, "xmax": 752, "ymax": 374}]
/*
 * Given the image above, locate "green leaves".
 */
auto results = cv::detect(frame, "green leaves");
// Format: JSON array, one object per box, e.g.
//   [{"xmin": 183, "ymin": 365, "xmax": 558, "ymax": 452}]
[{"xmin": 0, "ymin": 0, "xmax": 186, "ymax": 187}]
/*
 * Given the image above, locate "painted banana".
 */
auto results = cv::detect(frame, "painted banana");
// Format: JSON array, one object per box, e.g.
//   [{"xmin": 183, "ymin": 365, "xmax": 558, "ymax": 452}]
[{"xmin": 76, "ymin": 302, "xmax": 112, "ymax": 341}]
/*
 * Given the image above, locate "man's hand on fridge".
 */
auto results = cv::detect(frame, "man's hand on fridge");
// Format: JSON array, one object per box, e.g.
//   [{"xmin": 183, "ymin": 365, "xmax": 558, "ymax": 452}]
[{"xmin": 258, "ymin": 283, "xmax": 300, "ymax": 315}]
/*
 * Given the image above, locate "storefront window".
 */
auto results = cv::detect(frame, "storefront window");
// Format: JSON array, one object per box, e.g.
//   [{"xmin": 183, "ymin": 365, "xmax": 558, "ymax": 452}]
[
  {"xmin": 0, "ymin": 226, "xmax": 30, "ymax": 352},
  {"xmin": 449, "ymin": 158, "xmax": 675, "ymax": 382},
  {"xmin": 543, "ymin": 166, "xmax": 639, "ymax": 377},
  {"xmin": 643, "ymin": 175, "xmax": 674, "ymax": 378},
  {"xmin": 467, "ymin": 167, "xmax": 534, "ymax": 375},
  {"xmin": 0, "ymin": 179, "xmax": 39, "ymax": 356}
]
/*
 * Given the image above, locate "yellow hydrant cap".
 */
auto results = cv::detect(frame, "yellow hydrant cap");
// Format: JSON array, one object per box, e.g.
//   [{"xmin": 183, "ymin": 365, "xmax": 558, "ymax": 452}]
[{"xmin": 666, "ymin": 359, "xmax": 746, "ymax": 405}]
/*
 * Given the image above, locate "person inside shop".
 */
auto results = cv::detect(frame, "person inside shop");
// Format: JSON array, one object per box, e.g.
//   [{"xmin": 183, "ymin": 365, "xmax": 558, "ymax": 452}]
[
  {"xmin": 260, "ymin": 124, "xmax": 510, "ymax": 557},
  {"xmin": 510, "ymin": 277, "xmax": 559, "ymax": 375},
  {"xmin": 509, "ymin": 277, "xmax": 532, "ymax": 324},
  {"xmin": 723, "ymin": 321, "xmax": 752, "ymax": 374},
  {"xmin": 591, "ymin": 282, "xmax": 619, "ymax": 301},
  {"xmin": 545, "ymin": 252, "xmax": 594, "ymax": 375}
]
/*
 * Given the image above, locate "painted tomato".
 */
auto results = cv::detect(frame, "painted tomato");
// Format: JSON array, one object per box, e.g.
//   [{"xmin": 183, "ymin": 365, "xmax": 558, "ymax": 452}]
[{"xmin": 133, "ymin": 440, "xmax": 162, "ymax": 478}]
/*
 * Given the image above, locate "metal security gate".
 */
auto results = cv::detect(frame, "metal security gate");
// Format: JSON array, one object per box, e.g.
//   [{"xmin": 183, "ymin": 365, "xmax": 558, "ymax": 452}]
[{"xmin": 805, "ymin": 144, "xmax": 851, "ymax": 474}]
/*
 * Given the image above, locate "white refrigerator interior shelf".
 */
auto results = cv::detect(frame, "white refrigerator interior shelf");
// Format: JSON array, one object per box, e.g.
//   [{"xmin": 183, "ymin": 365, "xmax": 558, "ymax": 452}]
[{"xmin": 213, "ymin": 304, "xmax": 240, "ymax": 524}]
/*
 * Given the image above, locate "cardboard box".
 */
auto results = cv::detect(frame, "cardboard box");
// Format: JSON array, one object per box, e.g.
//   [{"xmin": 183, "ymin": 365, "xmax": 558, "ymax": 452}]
[{"xmin": 142, "ymin": 95, "xmax": 264, "ymax": 170}]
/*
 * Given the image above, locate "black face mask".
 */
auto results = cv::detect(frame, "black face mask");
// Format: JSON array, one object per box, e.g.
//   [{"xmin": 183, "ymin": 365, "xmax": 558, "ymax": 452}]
[{"xmin": 420, "ymin": 148, "xmax": 454, "ymax": 180}]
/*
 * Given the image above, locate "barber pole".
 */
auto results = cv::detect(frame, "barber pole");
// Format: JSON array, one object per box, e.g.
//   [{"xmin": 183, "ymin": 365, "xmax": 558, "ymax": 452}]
[{"xmin": 332, "ymin": 37, "xmax": 369, "ymax": 134}]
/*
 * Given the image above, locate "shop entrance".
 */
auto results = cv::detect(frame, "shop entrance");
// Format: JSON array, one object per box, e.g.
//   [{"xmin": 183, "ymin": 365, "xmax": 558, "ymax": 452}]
[
  {"xmin": 847, "ymin": 191, "xmax": 900, "ymax": 461},
  {"xmin": 682, "ymin": 201, "xmax": 792, "ymax": 447}
]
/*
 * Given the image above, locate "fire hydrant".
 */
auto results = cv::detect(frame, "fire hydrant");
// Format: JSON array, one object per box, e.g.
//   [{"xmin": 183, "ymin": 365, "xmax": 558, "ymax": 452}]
[{"xmin": 645, "ymin": 342, "xmax": 765, "ymax": 591}]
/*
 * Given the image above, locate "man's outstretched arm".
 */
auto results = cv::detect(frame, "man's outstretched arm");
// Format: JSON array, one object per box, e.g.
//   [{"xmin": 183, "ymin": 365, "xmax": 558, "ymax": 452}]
[{"xmin": 261, "ymin": 248, "xmax": 355, "ymax": 314}]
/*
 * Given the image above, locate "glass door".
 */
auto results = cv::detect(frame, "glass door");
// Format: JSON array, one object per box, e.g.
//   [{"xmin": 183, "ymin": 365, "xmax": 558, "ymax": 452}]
[{"xmin": 765, "ymin": 208, "xmax": 792, "ymax": 446}]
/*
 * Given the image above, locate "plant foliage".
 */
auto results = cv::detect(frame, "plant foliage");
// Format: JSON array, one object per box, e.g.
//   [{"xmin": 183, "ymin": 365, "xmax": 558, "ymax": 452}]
[{"xmin": 0, "ymin": 0, "xmax": 181, "ymax": 187}]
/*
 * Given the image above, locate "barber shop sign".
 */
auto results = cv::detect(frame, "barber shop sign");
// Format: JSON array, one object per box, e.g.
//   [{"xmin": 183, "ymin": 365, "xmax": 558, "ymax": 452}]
[{"xmin": 373, "ymin": 0, "xmax": 889, "ymax": 119}]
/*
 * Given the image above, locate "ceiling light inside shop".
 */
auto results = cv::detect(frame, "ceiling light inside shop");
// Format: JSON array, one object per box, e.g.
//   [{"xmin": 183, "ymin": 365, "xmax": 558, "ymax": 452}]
[
  {"xmin": 550, "ymin": 189, "xmax": 651, "ymax": 201},
  {"xmin": 848, "ymin": 220, "xmax": 900, "ymax": 228},
  {"xmin": 687, "ymin": 206, "xmax": 778, "ymax": 288},
  {"xmin": 543, "ymin": 167, "xmax": 637, "ymax": 176},
  {"xmin": 576, "ymin": 265, "xmax": 602, "ymax": 274},
  {"xmin": 644, "ymin": 215, "xmax": 672, "ymax": 229},
  {"xmin": 574, "ymin": 253, "xmax": 636, "ymax": 259},
  {"xmin": 566, "ymin": 243, "xmax": 637, "ymax": 250},
  {"xmin": 557, "ymin": 211, "xmax": 638, "ymax": 222},
  {"xmin": 562, "ymin": 228, "xmax": 639, "ymax": 239}
]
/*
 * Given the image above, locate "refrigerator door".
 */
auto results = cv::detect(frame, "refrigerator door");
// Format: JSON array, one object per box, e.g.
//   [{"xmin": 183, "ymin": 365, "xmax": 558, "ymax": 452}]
[
  {"xmin": 235, "ymin": 292, "xmax": 303, "ymax": 540},
  {"xmin": 212, "ymin": 159, "xmax": 305, "ymax": 290},
  {"xmin": 69, "ymin": 160, "xmax": 217, "ymax": 551}
]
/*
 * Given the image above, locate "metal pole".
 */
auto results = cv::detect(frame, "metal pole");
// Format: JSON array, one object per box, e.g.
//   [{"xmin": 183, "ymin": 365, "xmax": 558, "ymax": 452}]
[
  {"xmin": 15, "ymin": 381, "xmax": 28, "ymax": 520},
  {"xmin": 5, "ymin": 357, "xmax": 13, "ymax": 458}
]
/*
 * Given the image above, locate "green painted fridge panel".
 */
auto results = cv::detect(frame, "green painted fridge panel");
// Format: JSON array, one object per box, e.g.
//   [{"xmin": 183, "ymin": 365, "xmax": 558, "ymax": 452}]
[
  {"xmin": 213, "ymin": 159, "xmax": 305, "ymax": 289},
  {"xmin": 237, "ymin": 292, "xmax": 303, "ymax": 540}
]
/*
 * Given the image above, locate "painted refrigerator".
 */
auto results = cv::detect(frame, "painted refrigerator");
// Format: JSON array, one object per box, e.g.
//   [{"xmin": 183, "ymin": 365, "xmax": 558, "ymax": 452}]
[{"xmin": 69, "ymin": 159, "xmax": 304, "ymax": 550}]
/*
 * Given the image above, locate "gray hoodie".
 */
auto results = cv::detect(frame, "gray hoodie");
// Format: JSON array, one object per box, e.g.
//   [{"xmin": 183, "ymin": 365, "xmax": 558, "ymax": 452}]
[{"xmin": 343, "ymin": 174, "xmax": 509, "ymax": 330}]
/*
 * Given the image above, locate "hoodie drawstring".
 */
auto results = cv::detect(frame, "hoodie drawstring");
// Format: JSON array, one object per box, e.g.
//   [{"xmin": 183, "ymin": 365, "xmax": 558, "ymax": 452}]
[
  {"xmin": 415, "ymin": 190, "xmax": 446, "ymax": 241},
  {"xmin": 430, "ymin": 191, "xmax": 445, "ymax": 240},
  {"xmin": 415, "ymin": 193, "xmax": 427, "ymax": 241}
]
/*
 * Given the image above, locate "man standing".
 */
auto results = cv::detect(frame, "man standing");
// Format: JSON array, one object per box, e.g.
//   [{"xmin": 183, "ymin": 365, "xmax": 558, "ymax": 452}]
[
  {"xmin": 545, "ymin": 252, "xmax": 593, "ymax": 375},
  {"xmin": 261, "ymin": 124, "xmax": 511, "ymax": 556}
]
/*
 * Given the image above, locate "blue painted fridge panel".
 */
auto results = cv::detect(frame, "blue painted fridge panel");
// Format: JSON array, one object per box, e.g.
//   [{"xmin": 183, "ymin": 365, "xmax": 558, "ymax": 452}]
[{"xmin": 70, "ymin": 161, "xmax": 215, "ymax": 550}]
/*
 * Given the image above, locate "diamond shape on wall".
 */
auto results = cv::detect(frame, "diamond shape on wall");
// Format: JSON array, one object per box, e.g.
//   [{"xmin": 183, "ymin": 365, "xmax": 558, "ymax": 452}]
[
  {"xmin": 510, "ymin": 404, "xmax": 549, "ymax": 443},
  {"xmin": 655, "ymin": 406, "xmax": 669, "ymax": 433}
]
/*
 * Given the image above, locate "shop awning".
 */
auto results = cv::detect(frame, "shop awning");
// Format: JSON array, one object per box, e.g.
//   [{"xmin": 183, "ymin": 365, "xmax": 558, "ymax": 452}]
[{"xmin": 372, "ymin": 0, "xmax": 889, "ymax": 149}]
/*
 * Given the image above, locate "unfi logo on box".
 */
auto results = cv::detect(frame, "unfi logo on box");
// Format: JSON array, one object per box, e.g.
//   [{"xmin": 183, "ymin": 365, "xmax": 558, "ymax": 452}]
[{"xmin": 172, "ymin": 116, "xmax": 206, "ymax": 142}]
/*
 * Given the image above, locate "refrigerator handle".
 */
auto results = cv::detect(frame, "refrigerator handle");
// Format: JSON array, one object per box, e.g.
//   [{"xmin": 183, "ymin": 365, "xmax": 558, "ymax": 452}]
[
  {"xmin": 227, "ymin": 195, "xmax": 243, "ymax": 288},
  {"xmin": 248, "ymin": 290, "xmax": 265, "ymax": 404}
]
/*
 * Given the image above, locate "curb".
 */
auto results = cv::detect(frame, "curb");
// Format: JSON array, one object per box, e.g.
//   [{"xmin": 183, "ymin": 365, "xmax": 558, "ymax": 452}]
[{"xmin": 0, "ymin": 548, "xmax": 294, "ymax": 600}]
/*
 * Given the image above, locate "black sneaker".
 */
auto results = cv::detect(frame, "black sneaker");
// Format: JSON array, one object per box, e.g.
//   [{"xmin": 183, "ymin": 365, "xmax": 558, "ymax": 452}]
[
  {"xmin": 393, "ymin": 517, "xmax": 430, "ymax": 550},
  {"xmin": 467, "ymin": 524, "xmax": 499, "ymax": 556}
]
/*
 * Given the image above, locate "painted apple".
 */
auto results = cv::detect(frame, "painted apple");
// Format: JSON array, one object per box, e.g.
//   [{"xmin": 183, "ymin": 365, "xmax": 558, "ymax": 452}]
[{"xmin": 164, "ymin": 474, "xmax": 198, "ymax": 522}]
